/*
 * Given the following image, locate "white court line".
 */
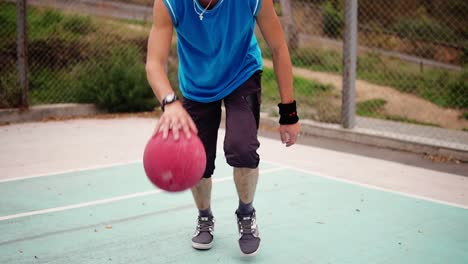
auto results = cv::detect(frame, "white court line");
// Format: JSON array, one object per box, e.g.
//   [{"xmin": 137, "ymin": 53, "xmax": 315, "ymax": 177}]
[
  {"xmin": 0, "ymin": 190, "xmax": 161, "ymax": 222},
  {"xmin": 0, "ymin": 160, "xmax": 142, "ymax": 183},
  {"xmin": 2, "ymin": 157, "xmax": 467, "ymax": 213},
  {"xmin": 0, "ymin": 167, "xmax": 285, "ymax": 222},
  {"xmin": 261, "ymin": 159, "xmax": 468, "ymax": 210}
]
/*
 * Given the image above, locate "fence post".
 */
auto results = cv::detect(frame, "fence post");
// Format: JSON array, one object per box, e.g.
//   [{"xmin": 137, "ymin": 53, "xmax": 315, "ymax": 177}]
[
  {"xmin": 341, "ymin": 0, "xmax": 358, "ymax": 128},
  {"xmin": 17, "ymin": 0, "xmax": 29, "ymax": 109},
  {"xmin": 279, "ymin": 0, "xmax": 298, "ymax": 50}
]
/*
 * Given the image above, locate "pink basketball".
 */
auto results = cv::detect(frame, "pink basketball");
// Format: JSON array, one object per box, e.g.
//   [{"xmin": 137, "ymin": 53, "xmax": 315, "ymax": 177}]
[{"xmin": 143, "ymin": 130, "xmax": 206, "ymax": 192}]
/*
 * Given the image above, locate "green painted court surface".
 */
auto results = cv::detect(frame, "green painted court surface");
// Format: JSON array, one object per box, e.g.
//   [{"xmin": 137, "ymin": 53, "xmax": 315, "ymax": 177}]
[{"xmin": 1, "ymin": 160, "xmax": 467, "ymax": 264}]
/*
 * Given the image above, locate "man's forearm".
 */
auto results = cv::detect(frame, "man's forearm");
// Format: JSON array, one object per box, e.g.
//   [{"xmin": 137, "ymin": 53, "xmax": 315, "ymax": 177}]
[
  {"xmin": 146, "ymin": 63, "xmax": 174, "ymax": 103},
  {"xmin": 271, "ymin": 44, "xmax": 294, "ymax": 104}
]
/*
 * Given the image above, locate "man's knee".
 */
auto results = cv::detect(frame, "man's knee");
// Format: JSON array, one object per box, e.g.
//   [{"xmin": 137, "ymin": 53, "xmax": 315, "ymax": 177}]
[{"xmin": 224, "ymin": 139, "xmax": 259, "ymax": 168}]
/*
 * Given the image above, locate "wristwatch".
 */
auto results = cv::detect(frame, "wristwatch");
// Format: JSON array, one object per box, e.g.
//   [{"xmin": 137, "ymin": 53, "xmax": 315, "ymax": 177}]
[{"xmin": 161, "ymin": 93, "xmax": 179, "ymax": 111}]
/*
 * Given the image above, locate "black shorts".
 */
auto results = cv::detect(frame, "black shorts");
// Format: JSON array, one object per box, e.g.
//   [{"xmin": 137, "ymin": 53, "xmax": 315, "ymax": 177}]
[{"xmin": 183, "ymin": 71, "xmax": 262, "ymax": 178}]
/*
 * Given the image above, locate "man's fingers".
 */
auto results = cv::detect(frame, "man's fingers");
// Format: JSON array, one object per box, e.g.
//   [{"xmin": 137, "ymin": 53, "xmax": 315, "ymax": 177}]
[
  {"xmin": 154, "ymin": 123, "xmax": 160, "ymax": 135},
  {"xmin": 162, "ymin": 125, "xmax": 169, "ymax": 139},
  {"xmin": 154, "ymin": 118, "xmax": 164, "ymax": 135},
  {"xmin": 172, "ymin": 124, "xmax": 180, "ymax": 140},
  {"xmin": 287, "ymin": 131, "xmax": 298, "ymax": 146},
  {"xmin": 188, "ymin": 118, "xmax": 198, "ymax": 134},
  {"xmin": 279, "ymin": 123, "xmax": 301, "ymax": 147},
  {"xmin": 285, "ymin": 132, "xmax": 293, "ymax": 147},
  {"xmin": 179, "ymin": 119, "xmax": 191, "ymax": 139},
  {"xmin": 155, "ymin": 107, "xmax": 198, "ymax": 141}
]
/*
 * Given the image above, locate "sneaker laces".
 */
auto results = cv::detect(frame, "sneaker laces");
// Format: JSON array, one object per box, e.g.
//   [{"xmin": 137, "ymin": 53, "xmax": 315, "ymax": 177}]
[
  {"xmin": 197, "ymin": 216, "xmax": 214, "ymax": 234},
  {"xmin": 237, "ymin": 214, "xmax": 257, "ymax": 236}
]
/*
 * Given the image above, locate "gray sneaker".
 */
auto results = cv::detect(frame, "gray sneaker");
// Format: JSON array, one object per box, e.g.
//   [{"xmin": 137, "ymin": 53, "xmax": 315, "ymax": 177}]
[
  {"xmin": 236, "ymin": 210, "xmax": 260, "ymax": 256},
  {"xmin": 192, "ymin": 216, "xmax": 214, "ymax": 250}
]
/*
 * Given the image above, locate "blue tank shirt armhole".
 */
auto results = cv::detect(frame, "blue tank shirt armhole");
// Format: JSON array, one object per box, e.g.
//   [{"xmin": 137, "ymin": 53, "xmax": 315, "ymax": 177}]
[
  {"xmin": 252, "ymin": 0, "xmax": 263, "ymax": 17},
  {"xmin": 163, "ymin": 0, "xmax": 178, "ymax": 26}
]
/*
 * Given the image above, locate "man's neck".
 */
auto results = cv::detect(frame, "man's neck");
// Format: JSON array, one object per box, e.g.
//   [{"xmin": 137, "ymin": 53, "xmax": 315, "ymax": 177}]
[{"xmin": 198, "ymin": 0, "xmax": 219, "ymax": 9}]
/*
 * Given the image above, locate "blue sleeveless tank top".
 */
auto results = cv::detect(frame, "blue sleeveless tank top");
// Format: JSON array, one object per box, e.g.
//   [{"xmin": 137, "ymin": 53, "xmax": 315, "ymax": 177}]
[{"xmin": 163, "ymin": 0, "xmax": 263, "ymax": 102}]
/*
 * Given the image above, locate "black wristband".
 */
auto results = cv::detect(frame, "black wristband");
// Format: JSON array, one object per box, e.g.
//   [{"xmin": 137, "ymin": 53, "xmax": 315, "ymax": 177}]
[{"xmin": 278, "ymin": 101, "xmax": 299, "ymax": 125}]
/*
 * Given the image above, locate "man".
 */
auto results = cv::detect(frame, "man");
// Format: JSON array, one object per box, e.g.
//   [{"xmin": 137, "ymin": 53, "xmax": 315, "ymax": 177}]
[{"xmin": 146, "ymin": 0, "xmax": 301, "ymax": 256}]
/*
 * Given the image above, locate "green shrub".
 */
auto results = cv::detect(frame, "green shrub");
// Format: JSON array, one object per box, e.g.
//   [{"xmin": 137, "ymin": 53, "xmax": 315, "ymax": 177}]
[
  {"xmin": 0, "ymin": 71, "xmax": 21, "ymax": 108},
  {"xmin": 27, "ymin": 8, "xmax": 95, "ymax": 40},
  {"xmin": 446, "ymin": 70, "xmax": 468, "ymax": 109},
  {"xmin": 322, "ymin": 1, "xmax": 343, "ymax": 38},
  {"xmin": 38, "ymin": 9, "xmax": 64, "ymax": 26},
  {"xmin": 77, "ymin": 46, "xmax": 156, "ymax": 113},
  {"xmin": 0, "ymin": 3, "xmax": 16, "ymax": 42},
  {"xmin": 391, "ymin": 13, "xmax": 457, "ymax": 44},
  {"xmin": 462, "ymin": 112, "xmax": 468, "ymax": 121},
  {"xmin": 461, "ymin": 46, "xmax": 468, "ymax": 66},
  {"xmin": 30, "ymin": 9, "xmax": 64, "ymax": 37},
  {"xmin": 29, "ymin": 67, "xmax": 82, "ymax": 105},
  {"xmin": 62, "ymin": 15, "xmax": 96, "ymax": 35}
]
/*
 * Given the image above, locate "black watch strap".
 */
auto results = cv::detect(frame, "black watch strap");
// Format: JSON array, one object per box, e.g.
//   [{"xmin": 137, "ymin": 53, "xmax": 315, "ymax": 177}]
[{"xmin": 161, "ymin": 93, "xmax": 179, "ymax": 111}]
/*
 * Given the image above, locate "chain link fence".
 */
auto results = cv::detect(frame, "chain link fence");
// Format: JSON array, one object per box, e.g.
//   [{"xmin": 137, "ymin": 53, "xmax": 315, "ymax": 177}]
[
  {"xmin": 354, "ymin": 0, "xmax": 468, "ymax": 148},
  {"xmin": 0, "ymin": 0, "xmax": 155, "ymax": 112},
  {"xmin": 258, "ymin": 0, "xmax": 345, "ymax": 124},
  {"xmin": 1, "ymin": 0, "xmax": 467, "ymax": 150},
  {"xmin": 258, "ymin": 0, "xmax": 468, "ymax": 150}
]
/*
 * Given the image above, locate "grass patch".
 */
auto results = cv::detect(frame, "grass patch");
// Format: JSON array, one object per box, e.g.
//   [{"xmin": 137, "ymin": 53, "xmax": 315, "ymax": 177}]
[
  {"xmin": 381, "ymin": 115, "xmax": 440, "ymax": 127},
  {"xmin": 356, "ymin": 99, "xmax": 387, "ymax": 117},
  {"xmin": 261, "ymin": 68, "xmax": 332, "ymax": 103},
  {"xmin": 391, "ymin": 12, "xmax": 458, "ymax": 45},
  {"xmin": 356, "ymin": 99, "xmax": 441, "ymax": 126},
  {"xmin": 356, "ymin": 99, "xmax": 440, "ymax": 127}
]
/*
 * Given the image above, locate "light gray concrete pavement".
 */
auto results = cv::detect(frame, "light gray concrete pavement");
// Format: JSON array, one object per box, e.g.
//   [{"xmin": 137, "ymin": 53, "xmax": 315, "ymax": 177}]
[
  {"xmin": 258, "ymin": 128, "xmax": 468, "ymax": 177},
  {"xmin": 1, "ymin": 118, "xmax": 467, "ymax": 208}
]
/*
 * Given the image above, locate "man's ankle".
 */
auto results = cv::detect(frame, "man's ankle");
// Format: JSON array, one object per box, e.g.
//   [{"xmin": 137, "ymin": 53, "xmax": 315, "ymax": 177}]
[
  {"xmin": 237, "ymin": 200, "xmax": 254, "ymax": 215},
  {"xmin": 199, "ymin": 207, "xmax": 213, "ymax": 217}
]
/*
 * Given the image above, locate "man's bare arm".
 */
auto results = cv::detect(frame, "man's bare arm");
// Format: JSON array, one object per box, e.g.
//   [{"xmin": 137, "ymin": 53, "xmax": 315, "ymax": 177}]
[
  {"xmin": 146, "ymin": 0, "xmax": 197, "ymax": 140},
  {"xmin": 256, "ymin": 0, "xmax": 294, "ymax": 104},
  {"xmin": 256, "ymin": 0, "xmax": 301, "ymax": 146}
]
